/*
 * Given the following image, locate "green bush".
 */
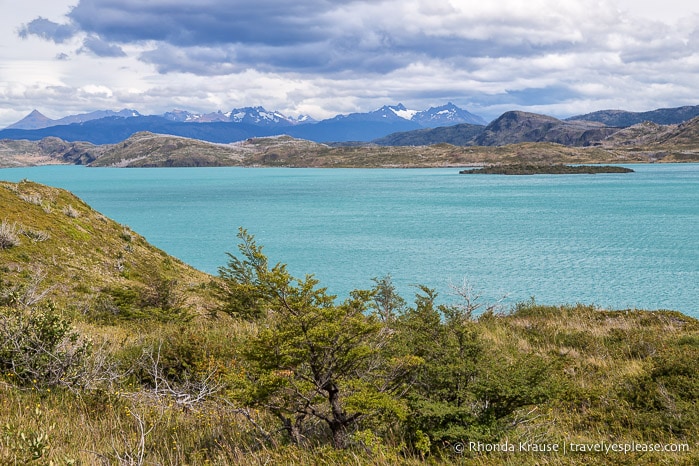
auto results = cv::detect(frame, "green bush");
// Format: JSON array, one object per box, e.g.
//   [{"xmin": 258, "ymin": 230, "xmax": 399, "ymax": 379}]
[
  {"xmin": 92, "ymin": 275, "xmax": 191, "ymax": 323},
  {"xmin": 0, "ymin": 303, "xmax": 91, "ymax": 388}
]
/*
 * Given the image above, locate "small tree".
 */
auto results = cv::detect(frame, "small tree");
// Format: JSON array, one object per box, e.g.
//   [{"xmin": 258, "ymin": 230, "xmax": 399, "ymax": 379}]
[
  {"xmin": 219, "ymin": 229, "xmax": 420, "ymax": 448},
  {"xmin": 370, "ymin": 275, "xmax": 406, "ymax": 322},
  {"xmin": 397, "ymin": 288, "xmax": 556, "ymax": 453}
]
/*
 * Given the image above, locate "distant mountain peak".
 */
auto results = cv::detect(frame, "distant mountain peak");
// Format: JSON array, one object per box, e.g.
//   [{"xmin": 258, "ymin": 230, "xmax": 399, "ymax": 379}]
[
  {"xmin": 388, "ymin": 104, "xmax": 419, "ymax": 120},
  {"xmin": 228, "ymin": 106, "xmax": 294, "ymax": 126},
  {"xmin": 5, "ymin": 110, "xmax": 53, "ymax": 130},
  {"xmin": 5, "ymin": 108, "xmax": 141, "ymax": 130},
  {"xmin": 412, "ymin": 102, "xmax": 488, "ymax": 127},
  {"xmin": 28, "ymin": 109, "xmax": 47, "ymax": 117}
]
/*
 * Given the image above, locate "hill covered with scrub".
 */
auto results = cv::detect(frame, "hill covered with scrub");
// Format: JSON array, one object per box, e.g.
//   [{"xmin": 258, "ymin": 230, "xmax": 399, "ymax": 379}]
[
  {"xmin": 1, "ymin": 182, "xmax": 698, "ymax": 465},
  {"xmin": 3, "ymin": 117, "xmax": 699, "ymax": 168}
]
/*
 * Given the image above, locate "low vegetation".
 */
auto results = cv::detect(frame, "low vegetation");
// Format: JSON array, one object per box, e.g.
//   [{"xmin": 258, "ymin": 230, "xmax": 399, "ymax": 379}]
[
  {"xmin": 459, "ymin": 164, "xmax": 635, "ymax": 175},
  {"xmin": 1, "ymin": 183, "xmax": 697, "ymax": 464}
]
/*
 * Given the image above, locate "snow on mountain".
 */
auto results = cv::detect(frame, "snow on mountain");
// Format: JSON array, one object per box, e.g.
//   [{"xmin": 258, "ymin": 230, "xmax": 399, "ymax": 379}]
[
  {"xmin": 227, "ymin": 106, "xmax": 294, "ymax": 126},
  {"xmin": 412, "ymin": 102, "xmax": 487, "ymax": 127},
  {"xmin": 288, "ymin": 114, "xmax": 317, "ymax": 124},
  {"xmin": 392, "ymin": 107, "xmax": 418, "ymax": 120},
  {"xmin": 161, "ymin": 103, "xmax": 484, "ymax": 127},
  {"xmin": 362, "ymin": 102, "xmax": 486, "ymax": 127},
  {"xmin": 162, "ymin": 110, "xmax": 201, "ymax": 122},
  {"xmin": 163, "ymin": 110, "xmax": 236, "ymax": 123},
  {"xmin": 5, "ymin": 103, "xmax": 486, "ymax": 135}
]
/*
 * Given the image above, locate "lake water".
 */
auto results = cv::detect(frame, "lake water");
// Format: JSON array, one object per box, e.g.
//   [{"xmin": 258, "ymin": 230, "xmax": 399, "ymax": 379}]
[{"xmin": 1, "ymin": 164, "xmax": 697, "ymax": 315}]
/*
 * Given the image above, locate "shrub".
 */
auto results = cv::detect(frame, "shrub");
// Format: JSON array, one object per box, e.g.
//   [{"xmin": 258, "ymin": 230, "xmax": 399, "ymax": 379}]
[
  {"xmin": 0, "ymin": 303, "xmax": 91, "ymax": 388},
  {"xmin": 18, "ymin": 192, "xmax": 43, "ymax": 205},
  {"xmin": 62, "ymin": 205, "xmax": 80, "ymax": 218},
  {"xmin": 92, "ymin": 276, "xmax": 191, "ymax": 324},
  {"xmin": 20, "ymin": 227, "xmax": 51, "ymax": 243},
  {"xmin": 0, "ymin": 220, "xmax": 20, "ymax": 249}
]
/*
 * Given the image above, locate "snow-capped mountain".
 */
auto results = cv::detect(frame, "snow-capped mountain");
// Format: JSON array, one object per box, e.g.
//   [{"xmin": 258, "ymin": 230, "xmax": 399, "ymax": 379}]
[
  {"xmin": 331, "ymin": 104, "xmax": 417, "ymax": 123},
  {"xmin": 287, "ymin": 114, "xmax": 317, "ymax": 124},
  {"xmin": 161, "ymin": 106, "xmax": 313, "ymax": 126},
  {"xmin": 2, "ymin": 103, "xmax": 487, "ymax": 143},
  {"xmin": 162, "ymin": 110, "xmax": 231, "ymax": 123},
  {"xmin": 330, "ymin": 103, "xmax": 486, "ymax": 127},
  {"xmin": 412, "ymin": 102, "xmax": 487, "ymax": 127},
  {"xmin": 227, "ymin": 106, "xmax": 294, "ymax": 126}
]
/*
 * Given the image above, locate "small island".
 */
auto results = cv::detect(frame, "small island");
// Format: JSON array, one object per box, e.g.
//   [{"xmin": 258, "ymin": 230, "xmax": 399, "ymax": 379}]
[{"xmin": 459, "ymin": 163, "xmax": 635, "ymax": 175}]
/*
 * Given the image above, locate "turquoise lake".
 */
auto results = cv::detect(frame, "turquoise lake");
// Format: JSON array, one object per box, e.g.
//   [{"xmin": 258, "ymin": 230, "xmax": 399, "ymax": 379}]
[{"xmin": 1, "ymin": 164, "xmax": 697, "ymax": 315}]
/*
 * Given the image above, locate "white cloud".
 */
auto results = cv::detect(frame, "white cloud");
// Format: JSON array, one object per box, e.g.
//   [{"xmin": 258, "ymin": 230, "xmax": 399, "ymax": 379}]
[{"xmin": 1, "ymin": 0, "xmax": 699, "ymax": 127}]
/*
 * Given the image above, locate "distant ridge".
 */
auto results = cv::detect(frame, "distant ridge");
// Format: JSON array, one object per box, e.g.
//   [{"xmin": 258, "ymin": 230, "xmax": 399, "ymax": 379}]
[
  {"xmin": 566, "ymin": 105, "xmax": 699, "ymax": 127},
  {"xmin": 6, "ymin": 109, "xmax": 141, "ymax": 130}
]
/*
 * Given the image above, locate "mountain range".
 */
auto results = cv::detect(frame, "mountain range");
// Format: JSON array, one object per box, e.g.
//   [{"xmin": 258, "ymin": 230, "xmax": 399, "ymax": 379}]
[
  {"xmin": 2, "ymin": 103, "xmax": 699, "ymax": 148},
  {"xmin": 2, "ymin": 102, "xmax": 487, "ymax": 144},
  {"xmin": 3, "ymin": 107, "xmax": 699, "ymax": 169}
]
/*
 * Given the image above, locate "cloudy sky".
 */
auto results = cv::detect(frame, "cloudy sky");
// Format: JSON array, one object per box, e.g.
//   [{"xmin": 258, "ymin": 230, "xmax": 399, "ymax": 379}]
[{"xmin": 1, "ymin": 0, "xmax": 698, "ymax": 126}]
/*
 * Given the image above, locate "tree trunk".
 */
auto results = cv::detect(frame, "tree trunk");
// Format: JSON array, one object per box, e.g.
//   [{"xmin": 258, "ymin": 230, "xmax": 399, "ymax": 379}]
[
  {"xmin": 278, "ymin": 412, "xmax": 304, "ymax": 446},
  {"xmin": 330, "ymin": 422, "xmax": 348, "ymax": 449},
  {"xmin": 325, "ymin": 382, "xmax": 350, "ymax": 449}
]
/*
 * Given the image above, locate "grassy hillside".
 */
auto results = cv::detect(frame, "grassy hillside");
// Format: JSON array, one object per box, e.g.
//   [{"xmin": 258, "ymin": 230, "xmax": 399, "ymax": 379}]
[
  {"xmin": 0, "ymin": 184, "xmax": 698, "ymax": 465},
  {"xmin": 0, "ymin": 180, "xmax": 211, "ymax": 313}
]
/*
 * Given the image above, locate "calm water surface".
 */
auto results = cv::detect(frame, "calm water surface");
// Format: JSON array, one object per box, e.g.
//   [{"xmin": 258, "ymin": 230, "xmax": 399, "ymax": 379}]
[{"xmin": 1, "ymin": 164, "xmax": 697, "ymax": 315}]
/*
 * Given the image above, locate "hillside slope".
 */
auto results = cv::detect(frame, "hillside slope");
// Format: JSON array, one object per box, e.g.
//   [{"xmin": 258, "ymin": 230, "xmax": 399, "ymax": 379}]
[
  {"xmin": 0, "ymin": 137, "xmax": 103, "ymax": 167},
  {"xmin": 649, "ymin": 116, "xmax": 699, "ymax": 148},
  {"xmin": 568, "ymin": 104, "xmax": 699, "ymax": 127},
  {"xmin": 92, "ymin": 131, "xmax": 248, "ymax": 167},
  {"xmin": 0, "ymin": 180, "xmax": 211, "ymax": 312},
  {"xmin": 473, "ymin": 111, "xmax": 619, "ymax": 146},
  {"xmin": 373, "ymin": 123, "xmax": 485, "ymax": 146}
]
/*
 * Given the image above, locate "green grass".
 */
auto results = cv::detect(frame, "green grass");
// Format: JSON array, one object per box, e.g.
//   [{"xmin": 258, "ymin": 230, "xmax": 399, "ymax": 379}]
[{"xmin": 0, "ymin": 180, "xmax": 211, "ymax": 312}]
